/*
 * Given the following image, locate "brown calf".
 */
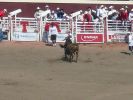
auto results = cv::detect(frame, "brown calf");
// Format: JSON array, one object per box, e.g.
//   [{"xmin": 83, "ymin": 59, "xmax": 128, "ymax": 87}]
[{"xmin": 60, "ymin": 43, "xmax": 79, "ymax": 62}]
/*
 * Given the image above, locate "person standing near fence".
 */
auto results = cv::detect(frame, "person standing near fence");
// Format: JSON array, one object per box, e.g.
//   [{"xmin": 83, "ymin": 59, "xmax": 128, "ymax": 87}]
[
  {"xmin": 34, "ymin": 7, "xmax": 41, "ymax": 19},
  {"xmin": 43, "ymin": 23, "xmax": 50, "ymax": 43},
  {"xmin": 0, "ymin": 9, "xmax": 7, "ymax": 41},
  {"xmin": 128, "ymin": 32, "xmax": 133, "ymax": 55},
  {"xmin": 119, "ymin": 8, "xmax": 128, "ymax": 27},
  {"xmin": 128, "ymin": 9, "xmax": 133, "ymax": 31},
  {"xmin": 49, "ymin": 22, "xmax": 58, "ymax": 46}
]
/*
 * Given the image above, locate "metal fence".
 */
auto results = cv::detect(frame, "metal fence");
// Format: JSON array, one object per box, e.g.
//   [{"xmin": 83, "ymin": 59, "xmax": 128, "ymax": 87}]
[
  {"xmin": 107, "ymin": 20, "xmax": 131, "ymax": 42},
  {"xmin": 0, "ymin": 17, "xmax": 133, "ymax": 43}
]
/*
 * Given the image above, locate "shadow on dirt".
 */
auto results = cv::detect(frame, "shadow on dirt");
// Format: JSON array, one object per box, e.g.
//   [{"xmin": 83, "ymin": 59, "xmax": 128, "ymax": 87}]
[
  {"xmin": 47, "ymin": 56, "xmax": 93, "ymax": 63},
  {"xmin": 61, "ymin": 57, "xmax": 78, "ymax": 63},
  {"xmin": 120, "ymin": 51, "xmax": 130, "ymax": 55}
]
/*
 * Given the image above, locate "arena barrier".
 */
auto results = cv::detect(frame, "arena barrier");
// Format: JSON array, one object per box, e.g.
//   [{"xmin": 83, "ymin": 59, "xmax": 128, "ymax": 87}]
[
  {"xmin": 1, "ymin": 17, "xmax": 133, "ymax": 43},
  {"xmin": 41, "ymin": 20, "xmax": 71, "ymax": 42},
  {"xmin": 10, "ymin": 17, "xmax": 40, "ymax": 41},
  {"xmin": 0, "ymin": 17, "xmax": 10, "ymax": 40},
  {"xmin": 75, "ymin": 21, "xmax": 104, "ymax": 43},
  {"xmin": 106, "ymin": 19, "xmax": 131, "ymax": 43}
]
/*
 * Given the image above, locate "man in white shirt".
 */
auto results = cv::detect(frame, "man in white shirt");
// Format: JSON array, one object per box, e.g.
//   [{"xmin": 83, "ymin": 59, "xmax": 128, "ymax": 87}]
[
  {"xmin": 49, "ymin": 22, "xmax": 58, "ymax": 46},
  {"xmin": 34, "ymin": 7, "xmax": 41, "ymax": 19},
  {"xmin": 97, "ymin": 5, "xmax": 107, "ymax": 21},
  {"xmin": 128, "ymin": 8, "xmax": 133, "ymax": 21},
  {"xmin": 128, "ymin": 32, "xmax": 133, "ymax": 55},
  {"xmin": 108, "ymin": 6, "xmax": 117, "ymax": 20}
]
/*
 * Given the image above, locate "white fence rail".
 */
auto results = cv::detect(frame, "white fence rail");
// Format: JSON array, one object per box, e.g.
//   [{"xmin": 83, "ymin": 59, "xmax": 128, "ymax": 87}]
[
  {"xmin": 75, "ymin": 21, "xmax": 104, "ymax": 43},
  {"xmin": 107, "ymin": 20, "xmax": 131, "ymax": 42},
  {"xmin": 0, "ymin": 17, "xmax": 133, "ymax": 43}
]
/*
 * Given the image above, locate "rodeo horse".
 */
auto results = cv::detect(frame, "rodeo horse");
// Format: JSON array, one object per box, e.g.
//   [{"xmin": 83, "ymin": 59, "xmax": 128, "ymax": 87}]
[{"xmin": 60, "ymin": 35, "xmax": 79, "ymax": 62}]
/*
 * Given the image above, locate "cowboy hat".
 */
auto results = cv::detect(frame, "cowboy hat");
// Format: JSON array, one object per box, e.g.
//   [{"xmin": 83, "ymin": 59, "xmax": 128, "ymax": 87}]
[
  {"xmin": 4, "ymin": 9, "xmax": 7, "ymax": 12},
  {"xmin": 36, "ymin": 7, "xmax": 40, "ymax": 10}
]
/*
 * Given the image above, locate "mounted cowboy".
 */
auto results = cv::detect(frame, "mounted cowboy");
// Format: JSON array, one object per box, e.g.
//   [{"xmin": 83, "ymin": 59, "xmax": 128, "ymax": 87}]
[{"xmin": 60, "ymin": 33, "xmax": 79, "ymax": 62}]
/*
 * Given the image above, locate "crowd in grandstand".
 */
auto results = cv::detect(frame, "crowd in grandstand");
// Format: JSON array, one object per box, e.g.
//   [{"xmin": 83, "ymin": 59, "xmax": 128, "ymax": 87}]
[{"xmin": 34, "ymin": 4, "xmax": 133, "ymax": 22}]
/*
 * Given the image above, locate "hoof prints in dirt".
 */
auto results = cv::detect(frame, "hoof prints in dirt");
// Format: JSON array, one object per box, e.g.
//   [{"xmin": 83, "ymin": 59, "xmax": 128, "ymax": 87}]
[
  {"xmin": 0, "ymin": 79, "xmax": 19, "ymax": 86},
  {"xmin": 47, "ymin": 57, "xmax": 93, "ymax": 63},
  {"xmin": 47, "ymin": 57, "xmax": 78, "ymax": 63},
  {"xmin": 84, "ymin": 58, "xmax": 93, "ymax": 63},
  {"xmin": 47, "ymin": 58, "xmax": 64, "ymax": 63},
  {"xmin": 61, "ymin": 57, "xmax": 78, "ymax": 63}
]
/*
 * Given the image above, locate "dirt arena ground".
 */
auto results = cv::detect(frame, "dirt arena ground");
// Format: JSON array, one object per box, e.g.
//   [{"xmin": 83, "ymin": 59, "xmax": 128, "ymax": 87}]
[{"xmin": 0, "ymin": 41, "xmax": 133, "ymax": 100}]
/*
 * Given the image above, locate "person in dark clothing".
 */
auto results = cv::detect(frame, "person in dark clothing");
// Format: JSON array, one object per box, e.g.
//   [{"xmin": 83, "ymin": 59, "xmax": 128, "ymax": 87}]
[{"xmin": 56, "ymin": 8, "xmax": 64, "ymax": 19}]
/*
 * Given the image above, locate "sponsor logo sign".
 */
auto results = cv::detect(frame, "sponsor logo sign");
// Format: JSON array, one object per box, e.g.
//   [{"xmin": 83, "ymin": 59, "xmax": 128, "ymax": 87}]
[
  {"xmin": 111, "ymin": 34, "xmax": 127, "ymax": 42},
  {"xmin": 3, "ymin": 31, "xmax": 8, "ymax": 40},
  {"xmin": 12, "ymin": 32, "xmax": 38, "ymax": 41},
  {"xmin": 77, "ymin": 33, "xmax": 104, "ymax": 43},
  {"xmin": 48, "ymin": 33, "xmax": 68, "ymax": 42}
]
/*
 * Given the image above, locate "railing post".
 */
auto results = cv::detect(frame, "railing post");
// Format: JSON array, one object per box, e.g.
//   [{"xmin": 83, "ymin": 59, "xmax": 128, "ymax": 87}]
[
  {"xmin": 131, "ymin": 20, "xmax": 133, "ymax": 32},
  {"xmin": 39, "ymin": 17, "xmax": 42, "ymax": 42},
  {"xmin": 104, "ymin": 17, "xmax": 108, "ymax": 43},
  {"xmin": 8, "ymin": 17, "xmax": 11, "ymax": 41},
  {"xmin": 71, "ymin": 18, "xmax": 75, "ymax": 43},
  {"xmin": 10, "ymin": 19, "xmax": 13, "ymax": 41}
]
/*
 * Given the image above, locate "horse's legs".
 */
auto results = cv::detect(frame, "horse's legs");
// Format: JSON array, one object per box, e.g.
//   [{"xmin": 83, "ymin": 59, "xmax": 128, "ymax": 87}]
[
  {"xmin": 64, "ymin": 48, "xmax": 68, "ymax": 61},
  {"xmin": 69, "ymin": 54, "xmax": 73, "ymax": 62},
  {"xmin": 64, "ymin": 48, "xmax": 66, "ymax": 58},
  {"xmin": 75, "ymin": 51, "xmax": 78, "ymax": 63}
]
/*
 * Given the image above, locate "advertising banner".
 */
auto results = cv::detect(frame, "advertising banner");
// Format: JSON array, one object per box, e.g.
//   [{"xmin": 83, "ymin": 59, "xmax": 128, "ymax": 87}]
[
  {"xmin": 111, "ymin": 33, "xmax": 127, "ymax": 42},
  {"xmin": 107, "ymin": 32, "xmax": 129, "ymax": 42},
  {"xmin": 76, "ymin": 33, "xmax": 104, "ymax": 43},
  {"xmin": 12, "ymin": 32, "xmax": 39, "ymax": 41},
  {"xmin": 48, "ymin": 33, "xmax": 68, "ymax": 43},
  {"xmin": 3, "ymin": 31, "xmax": 8, "ymax": 40}
]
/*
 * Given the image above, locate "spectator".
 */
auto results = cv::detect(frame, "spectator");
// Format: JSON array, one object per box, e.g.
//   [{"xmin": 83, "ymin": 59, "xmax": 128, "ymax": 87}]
[
  {"xmin": 82, "ymin": 11, "xmax": 93, "ymax": 31},
  {"xmin": 83, "ymin": 11, "xmax": 93, "ymax": 22},
  {"xmin": 119, "ymin": 8, "xmax": 128, "ymax": 26},
  {"xmin": 0, "ymin": 28, "xmax": 3, "ymax": 41},
  {"xmin": 50, "ymin": 10, "xmax": 57, "ymax": 20},
  {"xmin": 45, "ymin": 5, "xmax": 50, "ymax": 10},
  {"xmin": 96, "ymin": 5, "xmax": 102, "ymax": 20},
  {"xmin": 77, "ymin": 11, "xmax": 84, "ymax": 21},
  {"xmin": 128, "ymin": 9, "xmax": 133, "ymax": 31},
  {"xmin": 56, "ymin": 7, "xmax": 60, "ymax": 19},
  {"xmin": 128, "ymin": 32, "xmax": 133, "ymax": 55},
  {"xmin": 89, "ymin": 6, "xmax": 98, "ymax": 21},
  {"xmin": 111, "ymin": 11, "xmax": 119, "ymax": 20},
  {"xmin": 124, "ymin": 5, "xmax": 129, "ymax": 15},
  {"xmin": 87, "ymin": 7, "xmax": 95, "ymax": 21},
  {"xmin": 108, "ymin": 6, "xmax": 117, "ymax": 20},
  {"xmin": 34, "ymin": 7, "xmax": 41, "ymax": 19},
  {"xmin": 97, "ymin": 5, "xmax": 107, "ymax": 21},
  {"xmin": 56, "ymin": 8, "xmax": 64, "ymax": 20},
  {"xmin": 59, "ymin": 9, "xmax": 65, "ymax": 19},
  {"xmin": 44, "ymin": 5, "xmax": 51, "ymax": 19},
  {"xmin": 63, "ymin": 13, "xmax": 70, "ymax": 20},
  {"xmin": 43, "ymin": 23, "xmax": 50, "ymax": 43},
  {"xmin": 0, "ymin": 9, "xmax": 7, "ymax": 20},
  {"xmin": 124, "ymin": 7, "xmax": 129, "ymax": 21},
  {"xmin": 128, "ymin": 8, "xmax": 133, "ymax": 21},
  {"xmin": 49, "ymin": 22, "xmax": 58, "ymax": 46},
  {"xmin": 0, "ymin": 9, "xmax": 7, "ymax": 41}
]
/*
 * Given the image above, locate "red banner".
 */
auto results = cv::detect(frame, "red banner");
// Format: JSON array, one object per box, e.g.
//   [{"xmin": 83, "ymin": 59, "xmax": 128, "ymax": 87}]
[{"xmin": 76, "ymin": 33, "xmax": 104, "ymax": 43}]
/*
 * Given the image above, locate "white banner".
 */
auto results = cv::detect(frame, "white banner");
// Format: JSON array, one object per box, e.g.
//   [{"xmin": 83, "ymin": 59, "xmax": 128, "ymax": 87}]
[
  {"xmin": 12, "ymin": 32, "xmax": 39, "ymax": 41},
  {"xmin": 48, "ymin": 33, "xmax": 68, "ymax": 43}
]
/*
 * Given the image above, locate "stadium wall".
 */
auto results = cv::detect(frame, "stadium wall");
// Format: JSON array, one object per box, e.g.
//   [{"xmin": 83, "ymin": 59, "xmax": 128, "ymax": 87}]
[{"xmin": 0, "ymin": 0, "xmax": 133, "ymax": 4}]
